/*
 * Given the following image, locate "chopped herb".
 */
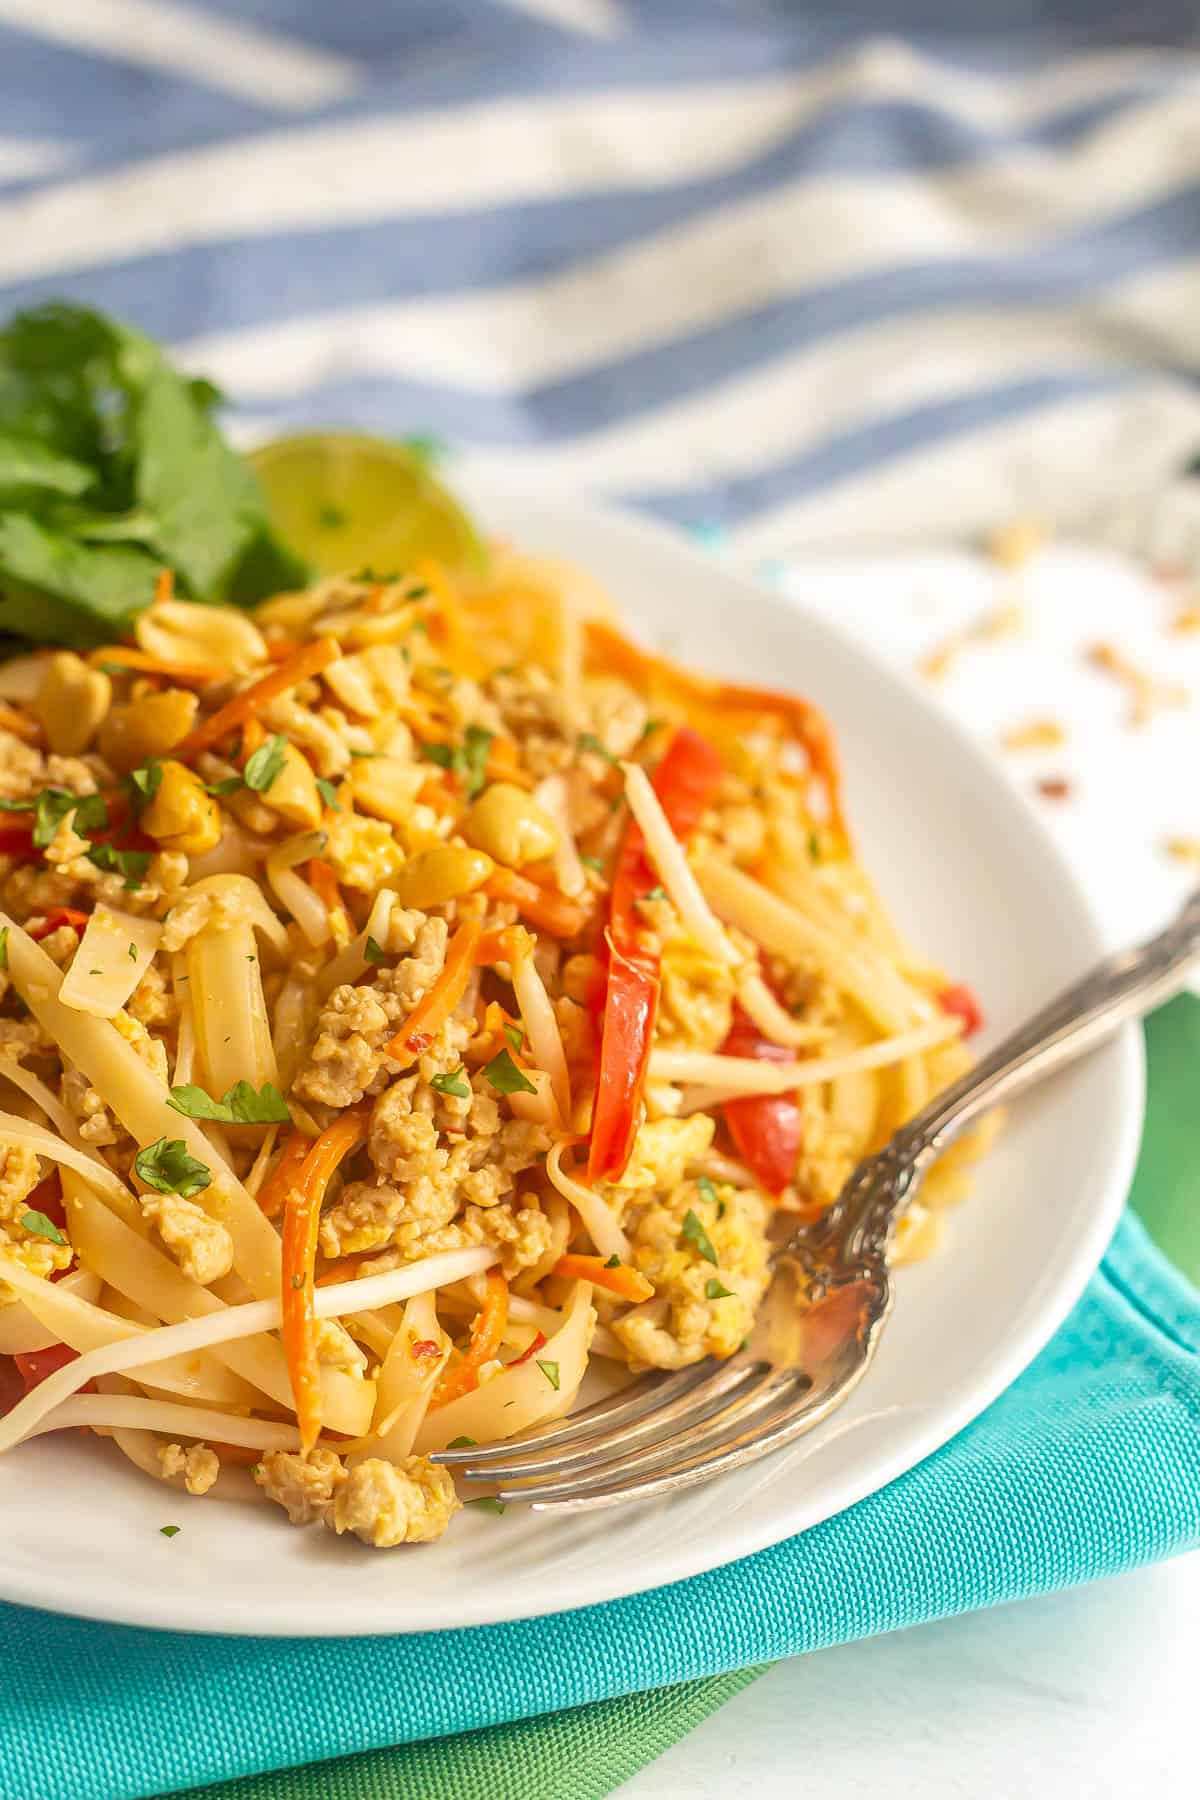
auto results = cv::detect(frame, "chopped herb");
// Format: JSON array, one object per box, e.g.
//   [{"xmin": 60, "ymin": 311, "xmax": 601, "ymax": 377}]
[
  {"xmin": 363, "ymin": 935, "xmax": 386, "ymax": 965},
  {"xmin": 680, "ymin": 1208, "xmax": 718, "ymax": 1264},
  {"xmin": 127, "ymin": 941, "xmax": 137, "ymax": 961},
  {"xmin": 466, "ymin": 1496, "xmax": 506, "ymax": 1515},
  {"xmin": 483, "ymin": 1048, "xmax": 538, "ymax": 1097},
  {"xmin": 808, "ymin": 832, "xmax": 821, "ymax": 863},
  {"xmin": 580, "ymin": 854, "xmax": 606, "ymax": 874},
  {"xmin": 134, "ymin": 1137, "xmax": 212, "ymax": 1199},
  {"xmin": 317, "ymin": 503, "xmax": 347, "ymax": 530},
  {"xmin": 420, "ymin": 741, "xmax": 454, "ymax": 771},
  {"xmin": 88, "ymin": 967, "xmax": 101, "ymax": 975},
  {"xmin": 349, "ymin": 748, "xmax": 379, "ymax": 760},
  {"xmin": 696, "ymin": 1175, "xmax": 719, "ymax": 1208},
  {"xmin": 291, "ymin": 1272, "xmax": 304, "ymax": 1290},
  {"xmin": 447, "ymin": 1435, "xmax": 477, "ymax": 1450},
  {"xmin": 502, "ymin": 1021, "xmax": 524, "ymax": 1055},
  {"xmin": 577, "ymin": 731, "xmax": 618, "ymax": 766},
  {"xmin": 459, "ymin": 724, "xmax": 493, "ymax": 797},
  {"xmin": 32, "ymin": 786, "xmax": 107, "ymax": 849},
  {"xmin": 642, "ymin": 885, "xmax": 666, "ymax": 902},
  {"xmin": 243, "ymin": 732, "xmax": 288, "ymax": 793},
  {"xmin": 430, "ymin": 1068, "xmax": 471, "ymax": 1099},
  {"xmin": 536, "ymin": 1359, "xmax": 561, "ymax": 1391},
  {"xmin": 717, "ymin": 1199, "xmax": 727, "ymax": 1220},
  {"xmin": 609, "ymin": 792, "xmax": 626, "ymax": 814},
  {"xmin": 159, "ymin": 1525, "xmax": 181, "ymax": 1539},
  {"xmin": 203, "ymin": 775, "xmax": 243, "ymax": 797},
  {"xmin": 167, "ymin": 1080, "xmax": 290, "ymax": 1126},
  {"xmin": 639, "ymin": 716, "xmax": 665, "ymax": 741},
  {"xmin": 604, "ymin": 1254, "xmax": 621, "ymax": 1269},
  {"xmin": 250, "ymin": 1464, "xmax": 263, "ymax": 1480},
  {"xmin": 315, "ymin": 777, "xmax": 340, "ymax": 811},
  {"xmin": 127, "ymin": 761, "xmax": 162, "ymax": 803},
  {"xmin": 739, "ymin": 1336, "xmax": 751, "ymax": 1352},
  {"xmin": 0, "ymin": 926, "xmax": 8, "ymax": 971},
  {"xmin": 705, "ymin": 1277, "xmax": 735, "ymax": 1300},
  {"xmin": 246, "ymin": 954, "xmax": 256, "ymax": 963},
  {"xmin": 20, "ymin": 1208, "xmax": 67, "ymax": 1246},
  {"xmin": 86, "ymin": 843, "xmax": 151, "ymax": 889}
]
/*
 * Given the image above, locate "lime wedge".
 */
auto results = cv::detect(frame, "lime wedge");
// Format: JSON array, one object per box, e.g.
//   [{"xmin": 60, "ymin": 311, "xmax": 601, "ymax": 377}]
[{"xmin": 249, "ymin": 432, "xmax": 485, "ymax": 578}]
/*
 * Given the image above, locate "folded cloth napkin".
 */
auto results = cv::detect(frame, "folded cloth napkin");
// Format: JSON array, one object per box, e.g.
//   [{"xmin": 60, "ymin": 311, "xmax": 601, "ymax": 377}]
[{"xmin": 2, "ymin": 997, "xmax": 1196, "ymax": 1800}]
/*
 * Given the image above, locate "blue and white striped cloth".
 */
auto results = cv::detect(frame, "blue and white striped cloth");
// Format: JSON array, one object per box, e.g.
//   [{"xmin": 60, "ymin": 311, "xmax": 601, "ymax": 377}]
[{"xmin": 2, "ymin": 0, "xmax": 1200, "ymax": 550}]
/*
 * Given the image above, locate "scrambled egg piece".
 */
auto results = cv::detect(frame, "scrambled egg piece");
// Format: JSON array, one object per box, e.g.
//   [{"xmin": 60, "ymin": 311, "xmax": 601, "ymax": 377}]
[
  {"xmin": 254, "ymin": 1450, "xmax": 460, "ymax": 1546},
  {"xmin": 328, "ymin": 1456, "xmax": 460, "ymax": 1547},
  {"xmin": 322, "ymin": 812, "xmax": 404, "ymax": 891},
  {"xmin": 614, "ymin": 1179, "xmax": 771, "ymax": 1371},
  {"xmin": 616, "ymin": 1115, "xmax": 714, "ymax": 1195},
  {"xmin": 140, "ymin": 1193, "xmax": 234, "ymax": 1287},
  {"xmin": 158, "ymin": 1442, "xmax": 220, "ymax": 1495},
  {"xmin": 657, "ymin": 937, "xmax": 736, "ymax": 1053}
]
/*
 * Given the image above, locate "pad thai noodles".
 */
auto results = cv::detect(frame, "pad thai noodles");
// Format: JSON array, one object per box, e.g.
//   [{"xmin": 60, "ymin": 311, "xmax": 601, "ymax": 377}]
[{"xmin": 0, "ymin": 550, "xmax": 996, "ymax": 1548}]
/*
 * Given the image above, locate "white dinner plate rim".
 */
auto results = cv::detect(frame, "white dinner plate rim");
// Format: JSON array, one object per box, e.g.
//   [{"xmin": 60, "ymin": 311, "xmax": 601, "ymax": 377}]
[{"xmin": 0, "ymin": 481, "xmax": 1144, "ymax": 1636}]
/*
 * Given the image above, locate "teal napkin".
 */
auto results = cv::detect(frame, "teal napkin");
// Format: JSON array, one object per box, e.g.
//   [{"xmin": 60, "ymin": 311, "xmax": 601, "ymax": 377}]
[{"xmin": 3, "ymin": 1003, "xmax": 1199, "ymax": 1800}]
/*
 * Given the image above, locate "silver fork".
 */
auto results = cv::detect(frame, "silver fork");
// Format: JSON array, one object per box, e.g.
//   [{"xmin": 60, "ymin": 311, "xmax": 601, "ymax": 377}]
[{"xmin": 434, "ymin": 888, "xmax": 1200, "ymax": 1512}]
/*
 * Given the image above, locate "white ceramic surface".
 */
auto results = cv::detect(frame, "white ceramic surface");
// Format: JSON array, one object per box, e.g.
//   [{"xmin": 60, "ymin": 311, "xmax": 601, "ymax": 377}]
[{"xmin": 0, "ymin": 481, "xmax": 1143, "ymax": 1636}]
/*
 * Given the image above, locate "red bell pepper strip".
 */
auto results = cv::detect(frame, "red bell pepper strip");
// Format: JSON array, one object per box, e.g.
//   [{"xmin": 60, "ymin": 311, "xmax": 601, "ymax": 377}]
[
  {"xmin": 14, "ymin": 1341, "xmax": 80, "ymax": 1394},
  {"xmin": 588, "ymin": 727, "xmax": 724, "ymax": 1183},
  {"xmin": 938, "ymin": 983, "xmax": 984, "ymax": 1037},
  {"xmin": 719, "ymin": 1004, "xmax": 804, "ymax": 1198},
  {"xmin": 27, "ymin": 908, "xmax": 90, "ymax": 942}
]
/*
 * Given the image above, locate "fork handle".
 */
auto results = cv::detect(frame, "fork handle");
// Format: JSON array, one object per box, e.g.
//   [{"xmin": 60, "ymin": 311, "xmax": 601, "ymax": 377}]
[{"xmin": 900, "ymin": 887, "xmax": 1200, "ymax": 1164}]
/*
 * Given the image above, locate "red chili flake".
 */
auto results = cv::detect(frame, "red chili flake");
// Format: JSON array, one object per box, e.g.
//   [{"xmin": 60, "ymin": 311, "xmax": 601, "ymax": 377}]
[
  {"xmin": 411, "ymin": 1339, "xmax": 441, "ymax": 1359},
  {"xmin": 1036, "ymin": 776, "xmax": 1072, "ymax": 801},
  {"xmin": 507, "ymin": 1329, "xmax": 547, "ymax": 1368},
  {"xmin": 938, "ymin": 983, "xmax": 984, "ymax": 1037}
]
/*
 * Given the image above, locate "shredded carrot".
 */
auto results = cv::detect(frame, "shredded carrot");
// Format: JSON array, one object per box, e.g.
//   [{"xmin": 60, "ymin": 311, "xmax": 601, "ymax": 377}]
[
  {"xmin": 384, "ymin": 915, "xmax": 482, "ymax": 1065},
  {"xmin": 553, "ymin": 1253, "xmax": 654, "ymax": 1303},
  {"xmin": 484, "ymin": 868, "xmax": 588, "ymax": 939},
  {"xmin": 417, "ymin": 774, "xmax": 460, "ymax": 818},
  {"xmin": 0, "ymin": 704, "xmax": 43, "ymax": 744},
  {"xmin": 281, "ymin": 1107, "xmax": 370, "ymax": 1454},
  {"xmin": 255, "ymin": 1131, "xmax": 313, "ymax": 1222},
  {"xmin": 27, "ymin": 907, "xmax": 90, "ymax": 942},
  {"xmin": 484, "ymin": 735, "xmax": 534, "ymax": 789},
  {"xmin": 154, "ymin": 568, "xmax": 174, "ymax": 604},
  {"xmin": 87, "ymin": 646, "xmax": 224, "ymax": 685},
  {"xmin": 308, "ymin": 857, "xmax": 352, "ymax": 945},
  {"xmin": 474, "ymin": 923, "xmax": 534, "ymax": 967},
  {"xmin": 415, "ymin": 558, "xmax": 488, "ymax": 680},
  {"xmin": 429, "ymin": 1267, "xmax": 509, "ymax": 1408},
  {"xmin": 175, "ymin": 636, "xmax": 340, "ymax": 761},
  {"xmin": 264, "ymin": 636, "xmax": 300, "ymax": 662},
  {"xmin": 313, "ymin": 1253, "xmax": 372, "ymax": 1289},
  {"xmin": 238, "ymin": 717, "xmax": 266, "ymax": 761}
]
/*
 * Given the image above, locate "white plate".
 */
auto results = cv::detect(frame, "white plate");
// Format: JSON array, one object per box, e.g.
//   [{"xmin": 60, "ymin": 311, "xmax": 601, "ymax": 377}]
[{"xmin": 0, "ymin": 479, "xmax": 1143, "ymax": 1637}]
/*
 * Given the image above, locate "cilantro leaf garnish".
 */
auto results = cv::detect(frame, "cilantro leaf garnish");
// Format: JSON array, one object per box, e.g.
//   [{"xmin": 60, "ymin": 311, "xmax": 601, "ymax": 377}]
[
  {"xmin": 459, "ymin": 725, "xmax": 493, "ymax": 798},
  {"xmin": 580, "ymin": 854, "xmax": 605, "ymax": 874},
  {"xmin": 204, "ymin": 775, "xmax": 243, "ymax": 798},
  {"xmin": 419, "ymin": 742, "xmax": 454, "ymax": 770},
  {"xmin": 695, "ymin": 1175, "xmax": 719, "ymax": 1209},
  {"xmin": 363, "ymin": 935, "xmax": 386, "ymax": 965},
  {"xmin": 642, "ymin": 885, "xmax": 666, "ymax": 902},
  {"xmin": 577, "ymin": 731, "xmax": 618, "ymax": 766},
  {"xmin": 535, "ymin": 1359, "xmax": 561, "ymax": 1391},
  {"xmin": 680, "ymin": 1208, "xmax": 718, "ymax": 1264},
  {"xmin": 166, "ymin": 1080, "xmax": 290, "ymax": 1126},
  {"xmin": 315, "ymin": 777, "xmax": 340, "ymax": 811},
  {"xmin": 604, "ymin": 1254, "xmax": 621, "ymax": 1269},
  {"xmin": 483, "ymin": 1048, "xmax": 538, "ymax": 1097},
  {"xmin": 0, "ymin": 926, "xmax": 8, "ymax": 971},
  {"xmin": 32, "ymin": 787, "xmax": 107, "ymax": 849},
  {"xmin": 86, "ymin": 843, "xmax": 151, "ymax": 889},
  {"xmin": 243, "ymin": 733, "xmax": 288, "ymax": 793},
  {"xmin": 446, "ymin": 1436, "xmax": 477, "ymax": 1450},
  {"xmin": 159, "ymin": 1525, "xmax": 181, "ymax": 1538},
  {"xmin": 134, "ymin": 1137, "xmax": 212, "ymax": 1198},
  {"xmin": 705, "ymin": 1277, "xmax": 735, "ymax": 1300},
  {"xmin": 466, "ymin": 1497, "xmax": 506, "ymax": 1515},
  {"xmin": 502, "ymin": 1022, "xmax": 524, "ymax": 1055},
  {"xmin": 21, "ymin": 1208, "xmax": 67, "ymax": 1246},
  {"xmin": 127, "ymin": 761, "xmax": 162, "ymax": 804},
  {"xmin": 430, "ymin": 1069, "xmax": 471, "ymax": 1099}
]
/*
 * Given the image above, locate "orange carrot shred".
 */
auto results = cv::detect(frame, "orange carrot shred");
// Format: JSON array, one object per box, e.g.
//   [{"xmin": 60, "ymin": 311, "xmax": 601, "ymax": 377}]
[
  {"xmin": 429, "ymin": 1266, "xmax": 509, "ymax": 1408},
  {"xmin": 0, "ymin": 704, "xmax": 43, "ymax": 744},
  {"xmin": 484, "ymin": 868, "xmax": 588, "ymax": 939},
  {"xmin": 553, "ymin": 1253, "xmax": 654, "ymax": 1303},
  {"xmin": 154, "ymin": 568, "xmax": 174, "ymax": 603},
  {"xmin": 281, "ymin": 1107, "xmax": 370, "ymax": 1454},
  {"xmin": 175, "ymin": 636, "xmax": 340, "ymax": 761},
  {"xmin": 87, "ymin": 646, "xmax": 224, "ymax": 685},
  {"xmin": 383, "ymin": 915, "xmax": 482, "ymax": 1065},
  {"xmin": 256, "ymin": 1131, "xmax": 312, "ymax": 1221}
]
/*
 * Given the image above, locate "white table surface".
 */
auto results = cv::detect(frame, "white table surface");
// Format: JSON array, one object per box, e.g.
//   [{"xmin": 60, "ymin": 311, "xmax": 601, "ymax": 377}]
[
  {"xmin": 616, "ymin": 537, "xmax": 1200, "ymax": 1799},
  {"xmin": 619, "ymin": 1551, "xmax": 1200, "ymax": 1798}
]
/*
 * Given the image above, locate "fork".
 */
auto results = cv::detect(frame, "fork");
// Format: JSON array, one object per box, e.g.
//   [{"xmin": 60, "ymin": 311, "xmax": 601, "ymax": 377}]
[{"xmin": 434, "ymin": 888, "xmax": 1200, "ymax": 1512}]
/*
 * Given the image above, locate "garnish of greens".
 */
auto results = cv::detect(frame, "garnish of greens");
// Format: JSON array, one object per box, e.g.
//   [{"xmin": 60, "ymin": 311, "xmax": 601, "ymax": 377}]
[
  {"xmin": 420, "ymin": 724, "xmax": 493, "ymax": 797},
  {"xmin": 483, "ymin": 1047, "xmax": 538, "ymax": 1097},
  {"xmin": 21, "ymin": 1208, "xmax": 67, "ymax": 1246},
  {"xmin": 0, "ymin": 302, "xmax": 307, "ymax": 646},
  {"xmin": 134, "ymin": 1137, "xmax": 212, "ymax": 1199},
  {"xmin": 680, "ymin": 1208, "xmax": 718, "ymax": 1264},
  {"xmin": 167, "ymin": 1080, "xmax": 290, "ymax": 1125},
  {"xmin": 430, "ymin": 1068, "xmax": 471, "ymax": 1099},
  {"xmin": 242, "ymin": 733, "xmax": 288, "ymax": 794},
  {"xmin": 363, "ymin": 934, "xmax": 387, "ymax": 965}
]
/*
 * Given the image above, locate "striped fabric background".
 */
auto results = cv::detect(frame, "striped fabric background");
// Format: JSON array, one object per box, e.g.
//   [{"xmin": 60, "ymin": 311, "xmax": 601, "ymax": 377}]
[{"xmin": 2, "ymin": 0, "xmax": 1199, "ymax": 552}]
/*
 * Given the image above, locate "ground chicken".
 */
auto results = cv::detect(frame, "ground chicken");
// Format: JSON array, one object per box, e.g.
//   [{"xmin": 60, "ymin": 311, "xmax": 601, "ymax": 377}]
[
  {"xmin": 0, "ymin": 729, "xmax": 44, "ymax": 800},
  {"xmin": 140, "ymin": 1193, "xmax": 234, "ymax": 1286},
  {"xmin": 614, "ymin": 1178, "xmax": 771, "ymax": 1371},
  {"xmin": 160, "ymin": 881, "xmax": 262, "ymax": 954},
  {"xmin": 60, "ymin": 1068, "xmax": 122, "ymax": 1147},
  {"xmin": 254, "ymin": 1447, "xmax": 346, "ymax": 1525},
  {"xmin": 293, "ymin": 915, "xmax": 447, "ymax": 1108},
  {"xmin": 328, "ymin": 1456, "xmax": 460, "ymax": 1547},
  {"xmin": 158, "ymin": 1442, "xmax": 220, "ymax": 1495},
  {"xmin": 111, "ymin": 1010, "xmax": 169, "ymax": 1082},
  {"xmin": 126, "ymin": 960, "xmax": 177, "ymax": 1033},
  {"xmin": 0, "ymin": 1139, "xmax": 71, "ymax": 1294},
  {"xmin": 1, "ymin": 848, "xmax": 183, "ymax": 920}
]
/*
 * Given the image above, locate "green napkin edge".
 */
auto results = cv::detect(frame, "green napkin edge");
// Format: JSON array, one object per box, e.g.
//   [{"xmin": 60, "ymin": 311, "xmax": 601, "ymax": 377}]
[
  {"xmin": 174, "ymin": 1666, "xmax": 767, "ymax": 1800},
  {"xmin": 169, "ymin": 996, "xmax": 1199, "ymax": 1800}
]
